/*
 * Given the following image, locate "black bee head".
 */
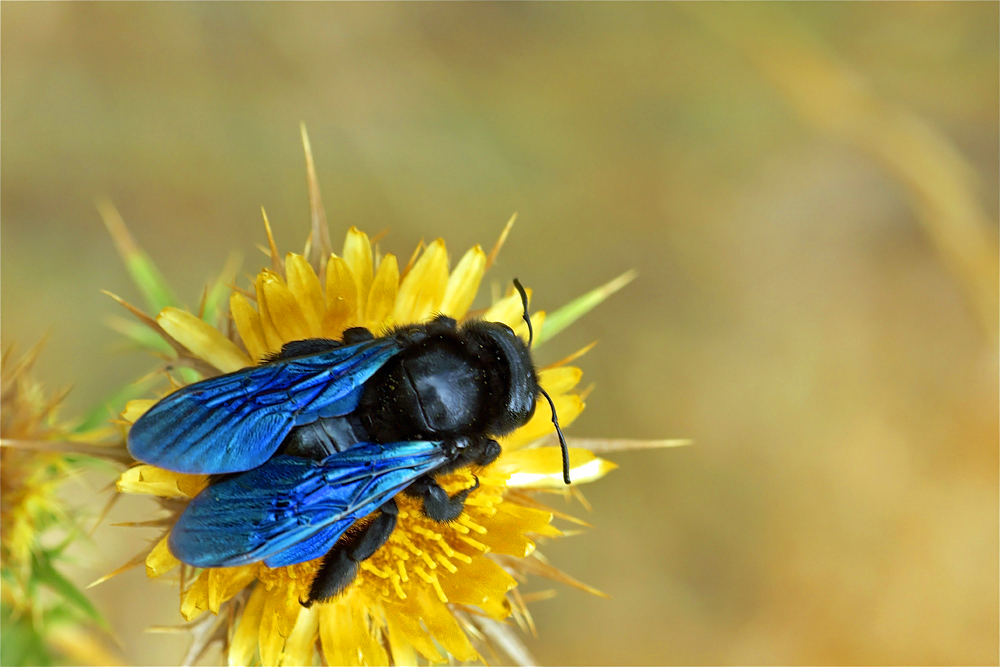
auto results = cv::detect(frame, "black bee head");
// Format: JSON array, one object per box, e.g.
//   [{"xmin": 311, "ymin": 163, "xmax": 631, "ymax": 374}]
[
  {"xmin": 461, "ymin": 279, "xmax": 573, "ymax": 485},
  {"xmin": 461, "ymin": 320, "xmax": 539, "ymax": 437}
]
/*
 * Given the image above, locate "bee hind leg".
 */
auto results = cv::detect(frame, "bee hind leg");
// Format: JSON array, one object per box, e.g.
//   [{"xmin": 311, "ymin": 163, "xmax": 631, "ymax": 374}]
[
  {"xmin": 407, "ymin": 476, "xmax": 479, "ymax": 523},
  {"xmin": 473, "ymin": 439, "xmax": 502, "ymax": 467},
  {"xmin": 304, "ymin": 499, "xmax": 397, "ymax": 606},
  {"xmin": 341, "ymin": 327, "xmax": 375, "ymax": 344},
  {"xmin": 270, "ymin": 338, "xmax": 343, "ymax": 361}
]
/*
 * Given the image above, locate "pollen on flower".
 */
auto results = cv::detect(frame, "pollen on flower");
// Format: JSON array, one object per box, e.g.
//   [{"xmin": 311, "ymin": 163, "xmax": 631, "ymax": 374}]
[{"xmin": 351, "ymin": 470, "xmax": 506, "ymax": 607}]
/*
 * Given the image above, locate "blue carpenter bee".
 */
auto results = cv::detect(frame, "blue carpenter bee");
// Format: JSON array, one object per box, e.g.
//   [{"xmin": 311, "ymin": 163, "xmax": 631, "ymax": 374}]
[{"xmin": 128, "ymin": 280, "xmax": 570, "ymax": 605}]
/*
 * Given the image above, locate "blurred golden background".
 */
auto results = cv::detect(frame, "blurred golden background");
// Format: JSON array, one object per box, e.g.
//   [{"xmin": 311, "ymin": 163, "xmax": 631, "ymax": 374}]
[{"xmin": 2, "ymin": 3, "xmax": 997, "ymax": 665}]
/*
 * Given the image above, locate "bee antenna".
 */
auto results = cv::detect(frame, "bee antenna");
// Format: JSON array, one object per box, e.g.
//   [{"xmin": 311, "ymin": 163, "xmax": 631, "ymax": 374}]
[
  {"xmin": 539, "ymin": 386, "xmax": 572, "ymax": 485},
  {"xmin": 513, "ymin": 278, "xmax": 571, "ymax": 485},
  {"xmin": 512, "ymin": 278, "xmax": 533, "ymax": 348}
]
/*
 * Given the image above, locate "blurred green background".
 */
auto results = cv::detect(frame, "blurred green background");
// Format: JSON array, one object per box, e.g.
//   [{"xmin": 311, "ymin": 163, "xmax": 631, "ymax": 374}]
[{"xmin": 2, "ymin": 3, "xmax": 997, "ymax": 665}]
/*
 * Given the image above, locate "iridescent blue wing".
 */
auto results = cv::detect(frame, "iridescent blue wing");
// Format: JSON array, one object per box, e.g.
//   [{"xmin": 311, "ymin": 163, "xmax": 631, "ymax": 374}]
[
  {"xmin": 167, "ymin": 441, "xmax": 447, "ymax": 568},
  {"xmin": 128, "ymin": 338, "xmax": 403, "ymax": 474}
]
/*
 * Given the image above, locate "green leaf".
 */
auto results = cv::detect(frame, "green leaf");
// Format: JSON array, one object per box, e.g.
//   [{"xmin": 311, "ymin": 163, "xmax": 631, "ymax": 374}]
[
  {"xmin": 202, "ymin": 252, "xmax": 242, "ymax": 325},
  {"xmin": 125, "ymin": 254, "xmax": 178, "ymax": 314},
  {"xmin": 0, "ymin": 604, "xmax": 53, "ymax": 667},
  {"xmin": 98, "ymin": 198, "xmax": 179, "ymax": 313},
  {"xmin": 61, "ymin": 453, "xmax": 120, "ymax": 474},
  {"xmin": 178, "ymin": 366, "xmax": 202, "ymax": 385},
  {"xmin": 105, "ymin": 317, "xmax": 176, "ymax": 356},
  {"xmin": 534, "ymin": 270, "xmax": 637, "ymax": 347},
  {"xmin": 40, "ymin": 605, "xmax": 77, "ymax": 629},
  {"xmin": 74, "ymin": 376, "xmax": 156, "ymax": 434},
  {"xmin": 30, "ymin": 551, "xmax": 109, "ymax": 631}
]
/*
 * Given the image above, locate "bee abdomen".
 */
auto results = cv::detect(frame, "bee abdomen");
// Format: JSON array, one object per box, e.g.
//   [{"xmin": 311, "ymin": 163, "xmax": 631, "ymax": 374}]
[{"xmin": 282, "ymin": 416, "xmax": 362, "ymax": 460}]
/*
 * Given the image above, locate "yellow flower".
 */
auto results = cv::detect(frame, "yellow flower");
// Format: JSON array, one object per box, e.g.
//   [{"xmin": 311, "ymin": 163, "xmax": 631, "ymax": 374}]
[
  {"xmin": 106, "ymin": 128, "xmax": 679, "ymax": 666},
  {"xmin": 117, "ymin": 221, "xmax": 618, "ymax": 665},
  {"xmin": 0, "ymin": 343, "xmax": 72, "ymax": 591},
  {"xmin": 1, "ymin": 343, "xmax": 124, "ymax": 666}
]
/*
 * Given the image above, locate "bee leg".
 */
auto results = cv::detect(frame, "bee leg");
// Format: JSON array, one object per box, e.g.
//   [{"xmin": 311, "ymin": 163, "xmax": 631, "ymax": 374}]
[
  {"xmin": 408, "ymin": 476, "xmax": 479, "ymax": 523},
  {"xmin": 473, "ymin": 439, "xmax": 502, "ymax": 467},
  {"xmin": 271, "ymin": 338, "xmax": 343, "ymax": 361},
  {"xmin": 341, "ymin": 327, "xmax": 375, "ymax": 344},
  {"xmin": 426, "ymin": 315, "xmax": 458, "ymax": 333},
  {"xmin": 304, "ymin": 499, "xmax": 398, "ymax": 606}
]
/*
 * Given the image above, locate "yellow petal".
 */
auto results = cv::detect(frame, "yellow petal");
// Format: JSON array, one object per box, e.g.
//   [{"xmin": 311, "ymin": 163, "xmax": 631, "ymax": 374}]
[
  {"xmin": 280, "ymin": 604, "xmax": 319, "ymax": 667},
  {"xmin": 122, "ymin": 399, "xmax": 156, "ymax": 424},
  {"xmin": 364, "ymin": 254, "xmax": 399, "ymax": 331},
  {"xmin": 538, "ymin": 366, "xmax": 583, "ymax": 396},
  {"xmin": 413, "ymin": 588, "xmax": 478, "ymax": 662},
  {"xmin": 323, "ymin": 255, "xmax": 358, "ymax": 338},
  {"xmin": 383, "ymin": 597, "xmax": 444, "ymax": 663},
  {"xmin": 437, "ymin": 556, "xmax": 514, "ymax": 620},
  {"xmin": 285, "ymin": 254, "xmax": 324, "ymax": 336},
  {"xmin": 500, "ymin": 393, "xmax": 585, "ymax": 451},
  {"xmin": 477, "ymin": 503, "xmax": 554, "ymax": 557},
  {"xmin": 157, "ymin": 307, "xmax": 252, "ymax": 373},
  {"xmin": 393, "ymin": 239, "xmax": 449, "ymax": 324},
  {"xmin": 495, "ymin": 447, "xmax": 618, "ymax": 488},
  {"xmin": 358, "ymin": 614, "xmax": 390, "ymax": 667},
  {"xmin": 230, "ymin": 293, "xmax": 269, "ymax": 361},
  {"xmin": 180, "ymin": 572, "xmax": 210, "ymax": 621},
  {"xmin": 259, "ymin": 584, "xmax": 301, "ymax": 667},
  {"xmin": 320, "ymin": 596, "xmax": 388, "ymax": 667},
  {"xmin": 229, "ymin": 584, "xmax": 268, "ymax": 667},
  {"xmin": 319, "ymin": 600, "xmax": 353, "ymax": 667},
  {"xmin": 382, "ymin": 608, "xmax": 417, "ymax": 667},
  {"xmin": 208, "ymin": 566, "xmax": 257, "ymax": 614},
  {"xmin": 439, "ymin": 245, "xmax": 485, "ymax": 319},
  {"xmin": 256, "ymin": 270, "xmax": 310, "ymax": 347},
  {"xmin": 145, "ymin": 536, "xmax": 180, "ymax": 578},
  {"xmin": 484, "ymin": 288, "xmax": 530, "ymax": 330},
  {"xmin": 117, "ymin": 466, "xmax": 207, "ymax": 498},
  {"xmin": 176, "ymin": 475, "xmax": 208, "ymax": 497},
  {"xmin": 343, "ymin": 227, "xmax": 373, "ymax": 314}
]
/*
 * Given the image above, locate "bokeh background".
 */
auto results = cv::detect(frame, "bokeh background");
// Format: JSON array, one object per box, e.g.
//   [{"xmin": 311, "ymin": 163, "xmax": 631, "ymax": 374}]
[{"xmin": 2, "ymin": 3, "xmax": 997, "ymax": 665}]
